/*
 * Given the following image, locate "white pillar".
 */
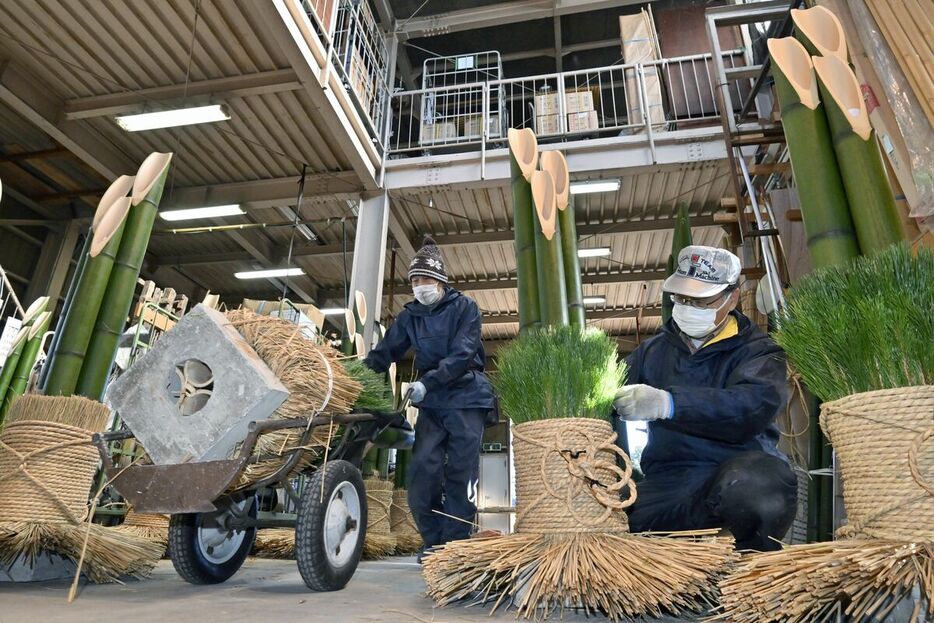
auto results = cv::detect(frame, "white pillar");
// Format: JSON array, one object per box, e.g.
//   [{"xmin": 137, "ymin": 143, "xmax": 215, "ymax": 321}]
[{"xmin": 349, "ymin": 192, "xmax": 390, "ymax": 351}]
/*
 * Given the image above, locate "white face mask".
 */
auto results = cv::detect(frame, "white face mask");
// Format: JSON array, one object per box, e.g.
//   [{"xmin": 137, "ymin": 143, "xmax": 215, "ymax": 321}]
[
  {"xmin": 413, "ymin": 284, "xmax": 442, "ymax": 306},
  {"xmin": 672, "ymin": 295, "xmax": 731, "ymax": 339}
]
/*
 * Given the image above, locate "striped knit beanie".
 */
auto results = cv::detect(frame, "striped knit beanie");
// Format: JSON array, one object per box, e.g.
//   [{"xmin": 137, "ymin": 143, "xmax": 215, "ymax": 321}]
[{"xmin": 408, "ymin": 236, "xmax": 448, "ymax": 283}]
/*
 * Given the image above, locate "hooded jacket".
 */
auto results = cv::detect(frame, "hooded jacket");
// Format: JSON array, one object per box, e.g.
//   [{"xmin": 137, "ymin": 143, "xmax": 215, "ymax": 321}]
[
  {"xmin": 364, "ymin": 287, "xmax": 494, "ymax": 410},
  {"xmin": 625, "ymin": 311, "xmax": 789, "ymax": 475}
]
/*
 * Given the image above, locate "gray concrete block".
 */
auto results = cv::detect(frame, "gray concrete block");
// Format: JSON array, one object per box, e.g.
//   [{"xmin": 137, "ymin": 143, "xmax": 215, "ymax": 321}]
[
  {"xmin": 107, "ymin": 304, "xmax": 288, "ymax": 465},
  {"xmin": 0, "ymin": 551, "xmax": 80, "ymax": 582}
]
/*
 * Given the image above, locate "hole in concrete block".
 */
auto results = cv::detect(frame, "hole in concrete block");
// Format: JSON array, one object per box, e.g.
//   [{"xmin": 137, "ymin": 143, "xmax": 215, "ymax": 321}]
[{"xmin": 166, "ymin": 359, "xmax": 215, "ymax": 416}]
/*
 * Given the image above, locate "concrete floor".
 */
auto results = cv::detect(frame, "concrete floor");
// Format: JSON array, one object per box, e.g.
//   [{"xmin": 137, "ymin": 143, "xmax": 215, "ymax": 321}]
[{"xmin": 0, "ymin": 557, "xmax": 694, "ymax": 623}]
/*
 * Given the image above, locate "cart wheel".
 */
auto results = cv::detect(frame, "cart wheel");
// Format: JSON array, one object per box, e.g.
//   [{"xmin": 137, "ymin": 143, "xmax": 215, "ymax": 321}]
[
  {"xmin": 168, "ymin": 496, "xmax": 257, "ymax": 585},
  {"xmin": 295, "ymin": 460, "xmax": 366, "ymax": 591}
]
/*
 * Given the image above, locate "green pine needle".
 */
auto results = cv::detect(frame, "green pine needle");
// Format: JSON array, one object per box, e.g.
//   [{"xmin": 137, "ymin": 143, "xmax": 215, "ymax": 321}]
[
  {"xmin": 492, "ymin": 326, "xmax": 625, "ymax": 424},
  {"xmin": 773, "ymin": 243, "xmax": 934, "ymax": 402},
  {"xmin": 342, "ymin": 359, "xmax": 394, "ymax": 412}
]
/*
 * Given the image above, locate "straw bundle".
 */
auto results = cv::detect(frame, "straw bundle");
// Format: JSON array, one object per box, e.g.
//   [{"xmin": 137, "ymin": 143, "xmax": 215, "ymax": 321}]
[
  {"xmin": 116, "ymin": 510, "xmax": 169, "ymax": 553},
  {"xmin": 390, "ymin": 489, "xmax": 422, "ymax": 553},
  {"xmin": 423, "ymin": 417, "xmax": 737, "ymax": 619},
  {"xmin": 225, "ymin": 309, "xmax": 362, "ymax": 487},
  {"xmin": 342, "ymin": 359, "xmax": 393, "ymax": 412},
  {"xmin": 254, "ymin": 528, "xmax": 295, "ymax": 559},
  {"xmin": 0, "ymin": 395, "xmax": 162, "ymax": 582},
  {"xmin": 363, "ymin": 478, "xmax": 396, "ymax": 559}
]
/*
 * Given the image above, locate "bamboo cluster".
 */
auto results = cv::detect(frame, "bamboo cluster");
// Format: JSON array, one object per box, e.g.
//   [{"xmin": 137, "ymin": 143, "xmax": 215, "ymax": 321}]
[{"xmin": 0, "ymin": 297, "xmax": 51, "ymax": 424}]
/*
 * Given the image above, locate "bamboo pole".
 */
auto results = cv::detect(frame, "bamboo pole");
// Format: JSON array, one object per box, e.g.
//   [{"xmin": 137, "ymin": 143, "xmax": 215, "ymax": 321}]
[
  {"xmin": 768, "ymin": 38, "xmax": 860, "ymax": 268},
  {"xmin": 541, "ymin": 151, "xmax": 584, "ymax": 328},
  {"xmin": 0, "ymin": 326, "xmax": 29, "ymax": 416},
  {"xmin": 43, "ymin": 197, "xmax": 132, "ymax": 396},
  {"xmin": 77, "ymin": 155, "xmax": 172, "ymax": 399},
  {"xmin": 531, "ymin": 170, "xmax": 568, "ymax": 327},
  {"xmin": 812, "ymin": 55, "xmax": 906, "ymax": 255},
  {"xmin": 0, "ymin": 311, "xmax": 52, "ymax": 419},
  {"xmin": 394, "ymin": 448, "xmax": 410, "ymax": 488},
  {"xmin": 792, "ymin": 6, "xmax": 848, "ymax": 62},
  {"xmin": 376, "ymin": 448, "xmax": 390, "ymax": 480},
  {"xmin": 662, "ymin": 203, "xmax": 693, "ymax": 323},
  {"xmin": 508, "ymin": 128, "xmax": 541, "ymax": 333}
]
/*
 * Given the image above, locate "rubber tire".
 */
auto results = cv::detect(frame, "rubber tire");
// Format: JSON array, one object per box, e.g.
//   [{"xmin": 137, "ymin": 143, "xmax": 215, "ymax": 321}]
[
  {"xmin": 295, "ymin": 460, "xmax": 367, "ymax": 591},
  {"xmin": 168, "ymin": 499, "xmax": 257, "ymax": 585}
]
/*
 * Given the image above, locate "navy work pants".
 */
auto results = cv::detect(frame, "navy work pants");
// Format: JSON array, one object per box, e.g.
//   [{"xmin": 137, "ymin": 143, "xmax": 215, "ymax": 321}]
[
  {"xmin": 627, "ymin": 451, "xmax": 798, "ymax": 551},
  {"xmin": 407, "ymin": 408, "xmax": 485, "ymax": 548}
]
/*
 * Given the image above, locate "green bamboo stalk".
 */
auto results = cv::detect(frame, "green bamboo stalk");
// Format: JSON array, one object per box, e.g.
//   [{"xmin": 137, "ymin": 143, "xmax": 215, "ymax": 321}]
[
  {"xmin": 1, "ymin": 312, "xmax": 51, "ymax": 420},
  {"xmin": 768, "ymin": 38, "xmax": 860, "ymax": 269},
  {"xmin": 77, "ymin": 155, "xmax": 172, "ymax": 399},
  {"xmin": 541, "ymin": 151, "xmax": 585, "ymax": 328},
  {"xmin": 0, "ymin": 326, "xmax": 29, "ymax": 414},
  {"xmin": 531, "ymin": 170, "xmax": 568, "ymax": 327},
  {"xmin": 376, "ymin": 448, "xmax": 390, "ymax": 480},
  {"xmin": 812, "ymin": 56, "xmax": 904, "ymax": 255},
  {"xmin": 44, "ymin": 199, "xmax": 132, "ymax": 396},
  {"xmin": 394, "ymin": 448, "xmax": 410, "ymax": 488},
  {"xmin": 361, "ymin": 449, "xmax": 377, "ymax": 479},
  {"xmin": 508, "ymin": 129, "xmax": 541, "ymax": 333},
  {"xmin": 662, "ymin": 203, "xmax": 693, "ymax": 323}
]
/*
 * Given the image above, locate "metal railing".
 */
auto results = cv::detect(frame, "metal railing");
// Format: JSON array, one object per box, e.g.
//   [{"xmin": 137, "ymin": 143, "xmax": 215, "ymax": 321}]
[{"xmin": 385, "ymin": 49, "xmax": 748, "ymax": 157}]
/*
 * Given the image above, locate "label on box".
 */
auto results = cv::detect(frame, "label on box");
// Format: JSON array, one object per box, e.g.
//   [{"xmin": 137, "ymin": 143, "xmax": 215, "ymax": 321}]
[
  {"xmin": 536, "ymin": 114, "xmax": 561, "ymax": 134},
  {"xmin": 565, "ymin": 90, "xmax": 594, "ymax": 114},
  {"xmin": 534, "ymin": 92, "xmax": 560, "ymax": 116},
  {"xmin": 567, "ymin": 110, "xmax": 599, "ymax": 132}
]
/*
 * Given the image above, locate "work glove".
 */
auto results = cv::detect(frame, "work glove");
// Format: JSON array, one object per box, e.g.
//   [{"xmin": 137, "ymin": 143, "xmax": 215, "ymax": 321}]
[
  {"xmin": 409, "ymin": 381, "xmax": 427, "ymax": 405},
  {"xmin": 613, "ymin": 384, "xmax": 673, "ymax": 421}
]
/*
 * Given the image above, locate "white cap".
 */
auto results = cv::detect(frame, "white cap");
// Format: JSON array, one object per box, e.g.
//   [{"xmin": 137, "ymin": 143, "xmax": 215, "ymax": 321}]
[{"xmin": 662, "ymin": 245, "xmax": 742, "ymax": 298}]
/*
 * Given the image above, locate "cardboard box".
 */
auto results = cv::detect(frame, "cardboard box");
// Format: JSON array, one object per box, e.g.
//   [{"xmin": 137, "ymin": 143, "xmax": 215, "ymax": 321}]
[
  {"xmin": 460, "ymin": 114, "xmax": 502, "ymax": 138},
  {"xmin": 534, "ymin": 92, "xmax": 560, "ymax": 116},
  {"xmin": 536, "ymin": 114, "xmax": 561, "ymax": 135},
  {"xmin": 564, "ymin": 89, "xmax": 594, "ymax": 114},
  {"xmin": 567, "ymin": 110, "xmax": 599, "ymax": 132}
]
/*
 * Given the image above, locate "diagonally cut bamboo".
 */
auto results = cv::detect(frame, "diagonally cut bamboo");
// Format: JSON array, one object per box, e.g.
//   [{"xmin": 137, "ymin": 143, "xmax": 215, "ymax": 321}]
[
  {"xmin": 508, "ymin": 128, "xmax": 541, "ymax": 333},
  {"xmin": 812, "ymin": 55, "xmax": 905, "ymax": 255},
  {"xmin": 531, "ymin": 170, "xmax": 568, "ymax": 327},
  {"xmin": 92, "ymin": 175, "xmax": 135, "ymax": 231},
  {"xmin": 20, "ymin": 296, "xmax": 49, "ymax": 326},
  {"xmin": 662, "ymin": 203, "xmax": 693, "ymax": 323},
  {"xmin": 768, "ymin": 38, "xmax": 860, "ymax": 269},
  {"xmin": 1, "ymin": 311, "xmax": 52, "ymax": 419},
  {"xmin": 0, "ymin": 326, "xmax": 29, "ymax": 417},
  {"xmin": 792, "ymin": 6, "xmax": 848, "ymax": 61},
  {"xmin": 77, "ymin": 155, "xmax": 172, "ymax": 399},
  {"xmin": 354, "ymin": 289, "xmax": 366, "ymax": 342},
  {"xmin": 44, "ymin": 197, "xmax": 132, "ymax": 397},
  {"xmin": 541, "ymin": 151, "xmax": 584, "ymax": 328}
]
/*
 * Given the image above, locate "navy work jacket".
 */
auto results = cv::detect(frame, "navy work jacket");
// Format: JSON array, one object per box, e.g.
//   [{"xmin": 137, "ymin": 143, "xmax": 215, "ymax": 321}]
[
  {"xmin": 364, "ymin": 287, "xmax": 494, "ymax": 410},
  {"xmin": 625, "ymin": 311, "xmax": 789, "ymax": 476}
]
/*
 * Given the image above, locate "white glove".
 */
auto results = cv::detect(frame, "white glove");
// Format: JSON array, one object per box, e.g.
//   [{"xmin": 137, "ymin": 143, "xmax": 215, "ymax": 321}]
[
  {"xmin": 409, "ymin": 381, "xmax": 427, "ymax": 405},
  {"xmin": 613, "ymin": 384, "xmax": 673, "ymax": 421}
]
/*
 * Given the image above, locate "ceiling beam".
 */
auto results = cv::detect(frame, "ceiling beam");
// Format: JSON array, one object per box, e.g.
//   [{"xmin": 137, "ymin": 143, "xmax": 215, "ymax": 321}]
[
  {"xmin": 398, "ymin": 0, "xmax": 641, "ymax": 38},
  {"xmin": 499, "ymin": 38, "xmax": 620, "ymax": 63},
  {"xmin": 152, "ymin": 241, "xmax": 352, "ymax": 267},
  {"xmin": 0, "ymin": 147, "xmax": 70, "ymax": 162},
  {"xmin": 62, "ymin": 69, "xmax": 304, "ymax": 120},
  {"xmin": 159, "ymin": 172, "xmax": 363, "ymax": 211},
  {"xmin": 483, "ymin": 306, "xmax": 662, "ymax": 325}
]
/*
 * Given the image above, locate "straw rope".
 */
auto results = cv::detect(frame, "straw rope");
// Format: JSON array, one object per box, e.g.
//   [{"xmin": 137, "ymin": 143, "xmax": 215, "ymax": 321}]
[
  {"xmin": 0, "ymin": 421, "xmax": 99, "ymax": 524},
  {"xmin": 390, "ymin": 489, "xmax": 422, "ymax": 553},
  {"xmin": 364, "ymin": 478, "xmax": 396, "ymax": 558},
  {"xmin": 820, "ymin": 385, "xmax": 934, "ymax": 541},
  {"xmin": 512, "ymin": 418, "xmax": 635, "ymax": 534}
]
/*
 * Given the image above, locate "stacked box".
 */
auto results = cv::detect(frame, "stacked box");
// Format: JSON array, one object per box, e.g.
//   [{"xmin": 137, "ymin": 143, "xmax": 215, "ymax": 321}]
[
  {"xmin": 533, "ymin": 91, "xmax": 560, "ymax": 116},
  {"xmin": 567, "ymin": 110, "xmax": 599, "ymax": 132},
  {"xmin": 536, "ymin": 114, "xmax": 561, "ymax": 135},
  {"xmin": 564, "ymin": 86, "xmax": 600, "ymax": 132}
]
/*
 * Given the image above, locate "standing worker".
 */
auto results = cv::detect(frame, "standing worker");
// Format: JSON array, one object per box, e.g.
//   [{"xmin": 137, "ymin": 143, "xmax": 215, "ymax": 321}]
[
  {"xmin": 364, "ymin": 236, "xmax": 495, "ymax": 560},
  {"xmin": 614, "ymin": 246, "xmax": 797, "ymax": 551}
]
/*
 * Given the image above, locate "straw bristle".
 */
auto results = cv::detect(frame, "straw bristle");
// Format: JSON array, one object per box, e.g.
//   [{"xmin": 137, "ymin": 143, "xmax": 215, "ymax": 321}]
[
  {"xmin": 254, "ymin": 528, "xmax": 295, "ymax": 559},
  {"xmin": 342, "ymin": 359, "xmax": 393, "ymax": 412},
  {"xmin": 714, "ymin": 540, "xmax": 934, "ymax": 622},
  {"xmin": 6, "ymin": 394, "xmax": 111, "ymax": 431},
  {"xmin": 363, "ymin": 531, "xmax": 396, "ymax": 559},
  {"xmin": 493, "ymin": 326, "xmax": 625, "ymax": 423},
  {"xmin": 423, "ymin": 531, "xmax": 736, "ymax": 620}
]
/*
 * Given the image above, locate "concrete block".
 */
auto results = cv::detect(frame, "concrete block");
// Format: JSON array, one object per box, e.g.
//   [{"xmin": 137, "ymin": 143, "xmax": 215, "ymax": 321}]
[
  {"xmin": 107, "ymin": 304, "xmax": 288, "ymax": 464},
  {"xmin": 0, "ymin": 551, "xmax": 80, "ymax": 582}
]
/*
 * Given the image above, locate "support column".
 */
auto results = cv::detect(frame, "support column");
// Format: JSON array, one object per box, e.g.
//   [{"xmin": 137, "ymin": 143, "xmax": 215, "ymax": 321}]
[
  {"xmin": 349, "ymin": 192, "xmax": 390, "ymax": 352},
  {"xmin": 25, "ymin": 220, "xmax": 81, "ymax": 308}
]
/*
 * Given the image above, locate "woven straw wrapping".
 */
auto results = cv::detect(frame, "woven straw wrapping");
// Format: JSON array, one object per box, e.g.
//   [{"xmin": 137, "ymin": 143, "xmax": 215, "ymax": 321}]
[
  {"xmin": 390, "ymin": 489, "xmax": 422, "ymax": 551},
  {"xmin": 0, "ymin": 420, "xmax": 98, "ymax": 524},
  {"xmin": 820, "ymin": 385, "xmax": 934, "ymax": 541},
  {"xmin": 512, "ymin": 418, "xmax": 635, "ymax": 534},
  {"xmin": 364, "ymin": 479, "xmax": 394, "ymax": 537}
]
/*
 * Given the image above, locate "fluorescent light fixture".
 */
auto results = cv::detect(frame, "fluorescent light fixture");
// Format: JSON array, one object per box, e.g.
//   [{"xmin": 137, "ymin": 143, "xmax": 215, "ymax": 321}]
[
  {"xmin": 569, "ymin": 179, "xmax": 621, "ymax": 195},
  {"xmin": 115, "ymin": 104, "xmax": 230, "ymax": 132},
  {"xmin": 320, "ymin": 307, "xmax": 348, "ymax": 316},
  {"xmin": 159, "ymin": 204, "xmax": 244, "ymax": 222},
  {"xmin": 234, "ymin": 268, "xmax": 305, "ymax": 280},
  {"xmin": 578, "ymin": 247, "xmax": 611, "ymax": 258},
  {"xmin": 583, "ymin": 296, "xmax": 606, "ymax": 305}
]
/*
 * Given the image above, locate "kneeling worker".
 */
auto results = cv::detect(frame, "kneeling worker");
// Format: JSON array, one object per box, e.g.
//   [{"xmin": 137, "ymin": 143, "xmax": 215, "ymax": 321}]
[
  {"xmin": 364, "ymin": 237, "xmax": 494, "ymax": 557},
  {"xmin": 615, "ymin": 245, "xmax": 796, "ymax": 551}
]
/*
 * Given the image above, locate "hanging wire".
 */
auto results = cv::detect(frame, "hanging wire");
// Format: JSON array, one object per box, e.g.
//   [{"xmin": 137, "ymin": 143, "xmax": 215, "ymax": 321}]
[
  {"xmin": 167, "ymin": 0, "xmax": 202, "ymax": 202},
  {"xmin": 281, "ymin": 164, "xmax": 308, "ymax": 302}
]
